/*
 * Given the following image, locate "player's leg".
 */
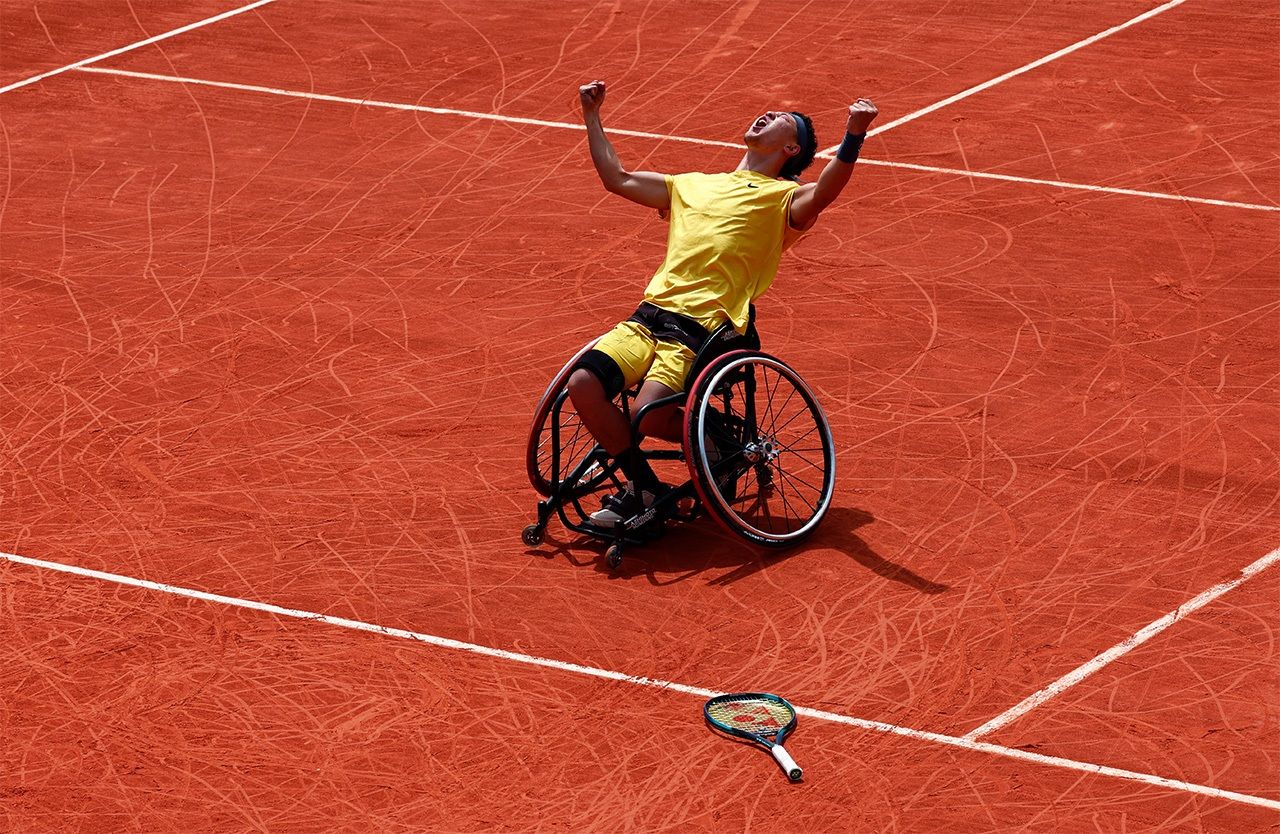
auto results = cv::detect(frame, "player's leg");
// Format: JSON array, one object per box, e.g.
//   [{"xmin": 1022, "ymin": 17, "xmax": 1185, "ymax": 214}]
[
  {"xmin": 633, "ymin": 380, "xmax": 682, "ymax": 442},
  {"xmin": 585, "ymin": 340, "xmax": 697, "ymax": 525},
  {"xmin": 566, "ymin": 367, "xmax": 630, "ymax": 456},
  {"xmin": 633, "ymin": 338, "xmax": 697, "ymax": 442},
  {"xmin": 567, "ymin": 322, "xmax": 665, "ymax": 525},
  {"xmin": 567, "ymin": 320, "xmax": 651, "ymax": 455}
]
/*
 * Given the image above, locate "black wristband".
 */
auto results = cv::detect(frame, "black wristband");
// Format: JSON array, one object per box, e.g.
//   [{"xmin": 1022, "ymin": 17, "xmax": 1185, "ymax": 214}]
[{"xmin": 836, "ymin": 132, "xmax": 866, "ymax": 164}]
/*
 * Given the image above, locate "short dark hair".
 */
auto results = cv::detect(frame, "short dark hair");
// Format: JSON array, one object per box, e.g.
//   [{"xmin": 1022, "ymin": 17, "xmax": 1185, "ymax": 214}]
[{"xmin": 779, "ymin": 112, "xmax": 817, "ymax": 181}]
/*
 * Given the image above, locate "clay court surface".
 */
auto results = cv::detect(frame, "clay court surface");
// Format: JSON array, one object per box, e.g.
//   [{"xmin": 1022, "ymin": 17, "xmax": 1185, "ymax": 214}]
[{"xmin": 1, "ymin": 1, "xmax": 1277, "ymax": 831}]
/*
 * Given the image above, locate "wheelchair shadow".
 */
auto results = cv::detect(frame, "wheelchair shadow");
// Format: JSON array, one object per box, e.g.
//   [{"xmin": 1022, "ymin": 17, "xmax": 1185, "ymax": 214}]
[
  {"xmin": 701, "ymin": 506, "xmax": 948, "ymax": 593},
  {"xmin": 799, "ymin": 507, "xmax": 949, "ymax": 594},
  {"xmin": 529, "ymin": 506, "xmax": 949, "ymax": 593},
  {"xmin": 523, "ymin": 535, "xmax": 605, "ymax": 570}
]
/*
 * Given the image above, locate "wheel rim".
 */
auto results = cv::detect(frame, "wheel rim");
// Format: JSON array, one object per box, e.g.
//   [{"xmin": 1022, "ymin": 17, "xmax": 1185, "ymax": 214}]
[
  {"xmin": 692, "ymin": 355, "xmax": 834, "ymax": 543},
  {"xmin": 532, "ymin": 392, "xmax": 606, "ymax": 495},
  {"xmin": 527, "ymin": 340, "xmax": 610, "ymax": 497}
]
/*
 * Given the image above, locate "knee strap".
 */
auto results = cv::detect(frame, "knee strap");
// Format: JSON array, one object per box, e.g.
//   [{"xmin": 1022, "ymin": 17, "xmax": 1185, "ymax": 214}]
[{"xmin": 573, "ymin": 349, "xmax": 626, "ymax": 399}]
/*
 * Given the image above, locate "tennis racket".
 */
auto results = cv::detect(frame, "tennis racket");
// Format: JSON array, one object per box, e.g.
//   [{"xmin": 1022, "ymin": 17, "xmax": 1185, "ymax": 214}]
[{"xmin": 704, "ymin": 692, "xmax": 802, "ymax": 781}]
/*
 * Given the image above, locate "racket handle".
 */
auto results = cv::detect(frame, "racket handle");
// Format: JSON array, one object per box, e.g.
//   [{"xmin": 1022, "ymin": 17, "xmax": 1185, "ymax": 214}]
[{"xmin": 771, "ymin": 744, "xmax": 802, "ymax": 781}]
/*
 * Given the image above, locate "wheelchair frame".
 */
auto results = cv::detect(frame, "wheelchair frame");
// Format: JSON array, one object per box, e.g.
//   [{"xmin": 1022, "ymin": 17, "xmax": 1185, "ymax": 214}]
[{"xmin": 524, "ymin": 318, "xmax": 835, "ymax": 570}]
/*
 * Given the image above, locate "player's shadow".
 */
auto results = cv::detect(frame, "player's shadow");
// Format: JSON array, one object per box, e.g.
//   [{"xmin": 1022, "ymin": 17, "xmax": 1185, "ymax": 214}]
[{"xmin": 572, "ymin": 505, "xmax": 948, "ymax": 592}]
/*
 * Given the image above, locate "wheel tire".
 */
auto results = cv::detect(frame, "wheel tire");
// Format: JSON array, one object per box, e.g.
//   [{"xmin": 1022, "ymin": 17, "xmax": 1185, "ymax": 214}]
[
  {"xmin": 526, "ymin": 340, "xmax": 599, "ymax": 496},
  {"xmin": 605, "ymin": 545, "xmax": 623, "ymax": 570},
  {"xmin": 682, "ymin": 351, "xmax": 835, "ymax": 547},
  {"xmin": 521, "ymin": 524, "xmax": 544, "ymax": 547}
]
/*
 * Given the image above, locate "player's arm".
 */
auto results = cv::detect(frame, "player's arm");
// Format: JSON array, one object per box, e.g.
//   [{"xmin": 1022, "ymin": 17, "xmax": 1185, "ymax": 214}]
[
  {"xmin": 788, "ymin": 98, "xmax": 878, "ymax": 231},
  {"xmin": 579, "ymin": 81, "xmax": 671, "ymax": 211}
]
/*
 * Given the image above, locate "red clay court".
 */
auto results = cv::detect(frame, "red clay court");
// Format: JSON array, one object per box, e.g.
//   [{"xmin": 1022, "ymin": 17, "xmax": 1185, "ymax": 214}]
[{"xmin": 1, "ymin": 1, "xmax": 1277, "ymax": 831}]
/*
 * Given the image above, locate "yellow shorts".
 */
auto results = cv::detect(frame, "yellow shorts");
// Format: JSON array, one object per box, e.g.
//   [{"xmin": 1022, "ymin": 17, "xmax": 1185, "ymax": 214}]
[{"xmin": 593, "ymin": 320, "xmax": 697, "ymax": 393}]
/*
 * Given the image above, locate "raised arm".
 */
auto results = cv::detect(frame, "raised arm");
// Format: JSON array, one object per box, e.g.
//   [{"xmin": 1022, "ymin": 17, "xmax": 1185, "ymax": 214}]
[
  {"xmin": 579, "ymin": 81, "xmax": 671, "ymax": 211},
  {"xmin": 788, "ymin": 98, "xmax": 878, "ymax": 231}
]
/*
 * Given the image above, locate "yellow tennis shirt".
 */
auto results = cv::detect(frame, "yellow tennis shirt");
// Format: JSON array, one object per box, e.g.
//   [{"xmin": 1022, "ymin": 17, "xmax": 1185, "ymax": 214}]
[{"xmin": 644, "ymin": 170, "xmax": 801, "ymax": 333}]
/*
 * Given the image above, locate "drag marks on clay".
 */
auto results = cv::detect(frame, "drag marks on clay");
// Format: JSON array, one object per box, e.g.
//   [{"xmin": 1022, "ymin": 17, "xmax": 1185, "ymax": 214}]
[
  {"xmin": 82, "ymin": 0, "xmax": 1257, "ymax": 212},
  {"xmin": 4, "ymin": 551, "xmax": 1279, "ymax": 823},
  {"xmin": 967, "ymin": 547, "xmax": 1280, "ymax": 739},
  {"xmin": 765, "ymin": 174, "xmax": 1279, "ymax": 753},
  {"xmin": 0, "ymin": 564, "xmax": 708, "ymax": 831},
  {"xmin": 847, "ymin": 0, "xmax": 1191, "ymax": 140},
  {"xmin": 8, "ymin": 79, "xmax": 1275, "ymax": 744},
  {"xmin": 0, "ymin": 0, "xmax": 279, "ymax": 93},
  {"xmin": 3, "ymin": 2, "xmax": 1279, "ymax": 829},
  {"xmin": 87, "ymin": 0, "xmax": 1161, "ymax": 129},
  {"xmin": 70, "ymin": 64, "xmax": 1280, "ymax": 215},
  {"xmin": 985, "ymin": 570, "xmax": 1280, "ymax": 803},
  {"xmin": 877, "ymin": 0, "xmax": 1280, "ymax": 206}
]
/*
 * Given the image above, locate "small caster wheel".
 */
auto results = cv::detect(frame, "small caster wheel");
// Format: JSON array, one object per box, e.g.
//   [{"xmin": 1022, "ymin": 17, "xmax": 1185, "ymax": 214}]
[
  {"xmin": 522, "ymin": 524, "xmax": 544, "ymax": 547},
  {"xmin": 605, "ymin": 545, "xmax": 623, "ymax": 570}
]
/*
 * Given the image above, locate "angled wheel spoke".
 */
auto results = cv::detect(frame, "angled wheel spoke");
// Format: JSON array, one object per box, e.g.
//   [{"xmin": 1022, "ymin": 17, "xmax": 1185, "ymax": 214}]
[
  {"xmin": 764, "ymin": 397, "xmax": 814, "ymax": 438},
  {"xmin": 779, "ymin": 448, "xmax": 826, "ymax": 472},
  {"xmin": 773, "ymin": 466, "xmax": 820, "ymax": 514},
  {"xmin": 693, "ymin": 354, "xmax": 832, "ymax": 543}
]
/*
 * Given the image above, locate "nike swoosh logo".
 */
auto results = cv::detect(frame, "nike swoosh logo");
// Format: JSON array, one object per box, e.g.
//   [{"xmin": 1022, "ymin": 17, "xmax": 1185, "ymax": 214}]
[{"xmin": 747, "ymin": 183, "xmax": 759, "ymax": 188}]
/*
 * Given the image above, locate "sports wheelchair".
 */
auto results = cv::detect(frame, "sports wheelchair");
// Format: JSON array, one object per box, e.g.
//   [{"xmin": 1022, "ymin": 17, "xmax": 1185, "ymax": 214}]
[{"xmin": 523, "ymin": 314, "xmax": 835, "ymax": 571}]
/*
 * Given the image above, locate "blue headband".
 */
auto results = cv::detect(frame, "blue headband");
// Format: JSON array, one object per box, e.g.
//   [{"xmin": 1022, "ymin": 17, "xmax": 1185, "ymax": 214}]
[{"xmin": 790, "ymin": 112, "xmax": 810, "ymax": 153}]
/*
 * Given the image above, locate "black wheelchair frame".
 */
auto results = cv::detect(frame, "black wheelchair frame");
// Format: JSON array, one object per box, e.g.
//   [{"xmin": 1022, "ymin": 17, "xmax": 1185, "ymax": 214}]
[{"xmin": 523, "ymin": 315, "xmax": 835, "ymax": 571}]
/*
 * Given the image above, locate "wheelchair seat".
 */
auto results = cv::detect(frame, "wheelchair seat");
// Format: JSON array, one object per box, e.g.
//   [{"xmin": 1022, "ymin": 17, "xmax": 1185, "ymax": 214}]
[{"xmin": 684, "ymin": 305, "xmax": 761, "ymax": 389}]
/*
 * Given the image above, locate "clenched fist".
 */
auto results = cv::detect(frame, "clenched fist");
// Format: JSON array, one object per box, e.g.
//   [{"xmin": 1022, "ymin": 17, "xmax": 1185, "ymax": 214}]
[
  {"xmin": 846, "ymin": 98, "xmax": 878, "ymax": 134},
  {"xmin": 579, "ymin": 80, "xmax": 606, "ymax": 114}
]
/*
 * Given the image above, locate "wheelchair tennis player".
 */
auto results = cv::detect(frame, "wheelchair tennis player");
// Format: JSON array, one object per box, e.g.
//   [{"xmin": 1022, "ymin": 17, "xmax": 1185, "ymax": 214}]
[{"xmin": 566, "ymin": 79, "xmax": 877, "ymax": 527}]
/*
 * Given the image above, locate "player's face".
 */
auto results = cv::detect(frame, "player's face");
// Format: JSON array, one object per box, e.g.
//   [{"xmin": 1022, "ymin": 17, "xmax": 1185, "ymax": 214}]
[{"xmin": 744, "ymin": 111, "xmax": 799, "ymax": 151}]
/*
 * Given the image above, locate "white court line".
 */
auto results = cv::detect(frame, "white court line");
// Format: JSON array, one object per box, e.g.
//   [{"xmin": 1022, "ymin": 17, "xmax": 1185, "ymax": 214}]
[
  {"xmin": 849, "ymin": 158, "xmax": 1280, "ymax": 212},
  {"xmin": 0, "ymin": 0, "xmax": 278, "ymax": 96},
  {"xmin": 75, "ymin": 66, "xmax": 1280, "ymax": 214},
  {"xmin": 2, "ymin": 549, "xmax": 1278, "ymax": 811},
  {"xmin": 824, "ymin": 0, "xmax": 1191, "ymax": 145},
  {"xmin": 76, "ymin": 67, "xmax": 737, "ymax": 144},
  {"xmin": 966, "ymin": 545, "xmax": 1280, "ymax": 740}
]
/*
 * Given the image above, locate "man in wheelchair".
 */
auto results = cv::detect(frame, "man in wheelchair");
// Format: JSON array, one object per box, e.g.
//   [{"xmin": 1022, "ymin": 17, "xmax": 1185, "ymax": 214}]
[{"xmin": 564, "ymin": 80, "xmax": 878, "ymax": 529}]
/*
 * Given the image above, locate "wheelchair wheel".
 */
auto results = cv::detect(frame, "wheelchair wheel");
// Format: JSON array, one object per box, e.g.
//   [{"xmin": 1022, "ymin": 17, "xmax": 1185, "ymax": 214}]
[
  {"xmin": 683, "ymin": 351, "xmax": 835, "ymax": 547},
  {"xmin": 526, "ymin": 340, "xmax": 619, "ymax": 497}
]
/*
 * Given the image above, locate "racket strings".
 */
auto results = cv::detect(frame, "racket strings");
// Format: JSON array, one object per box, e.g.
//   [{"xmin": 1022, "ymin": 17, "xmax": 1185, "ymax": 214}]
[{"xmin": 707, "ymin": 697, "xmax": 794, "ymax": 732}]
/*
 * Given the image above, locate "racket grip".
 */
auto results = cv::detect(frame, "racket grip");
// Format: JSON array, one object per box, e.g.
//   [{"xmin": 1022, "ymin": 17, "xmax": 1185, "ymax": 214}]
[{"xmin": 771, "ymin": 744, "xmax": 802, "ymax": 781}]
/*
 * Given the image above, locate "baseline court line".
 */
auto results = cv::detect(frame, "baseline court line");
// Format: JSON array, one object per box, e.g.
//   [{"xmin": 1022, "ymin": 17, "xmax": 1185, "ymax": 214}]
[
  {"xmin": 0, "ymin": 0, "xmax": 279, "ymax": 96},
  {"xmin": 2, "ymin": 549, "xmax": 1278, "ymax": 811},
  {"xmin": 76, "ymin": 66, "xmax": 1280, "ymax": 213},
  {"xmin": 824, "ymin": 0, "xmax": 1191, "ymax": 145},
  {"xmin": 966, "ymin": 546, "xmax": 1280, "ymax": 740}
]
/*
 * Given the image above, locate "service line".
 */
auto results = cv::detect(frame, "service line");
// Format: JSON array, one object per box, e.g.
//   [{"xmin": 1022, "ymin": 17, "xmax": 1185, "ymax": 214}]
[
  {"xmin": 0, "ymin": 0, "xmax": 278, "ymax": 96},
  {"xmin": 825, "ymin": 0, "xmax": 1191, "ymax": 144},
  {"xmin": 2, "ymin": 549, "xmax": 1277, "ymax": 811},
  {"xmin": 966, "ymin": 545, "xmax": 1280, "ymax": 740},
  {"xmin": 75, "ymin": 66, "xmax": 1280, "ymax": 214}
]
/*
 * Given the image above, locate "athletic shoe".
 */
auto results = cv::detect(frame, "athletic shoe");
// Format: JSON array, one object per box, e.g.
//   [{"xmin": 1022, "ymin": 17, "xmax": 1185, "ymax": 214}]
[{"xmin": 589, "ymin": 485, "xmax": 665, "ymax": 528}]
